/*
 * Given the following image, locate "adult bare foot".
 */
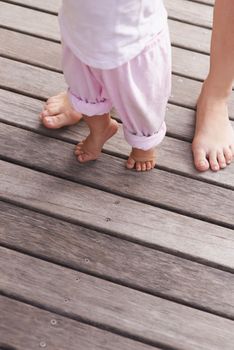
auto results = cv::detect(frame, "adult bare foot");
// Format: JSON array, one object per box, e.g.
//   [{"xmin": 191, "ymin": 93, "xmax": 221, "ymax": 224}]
[
  {"xmin": 126, "ymin": 147, "xmax": 156, "ymax": 171},
  {"xmin": 40, "ymin": 92, "xmax": 82, "ymax": 128},
  {"xmin": 192, "ymin": 84, "xmax": 234, "ymax": 172},
  {"xmin": 75, "ymin": 114, "xmax": 118, "ymax": 162}
]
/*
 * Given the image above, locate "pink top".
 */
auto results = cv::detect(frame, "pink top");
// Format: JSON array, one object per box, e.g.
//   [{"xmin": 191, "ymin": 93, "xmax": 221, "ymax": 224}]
[{"xmin": 59, "ymin": 0, "xmax": 168, "ymax": 69}]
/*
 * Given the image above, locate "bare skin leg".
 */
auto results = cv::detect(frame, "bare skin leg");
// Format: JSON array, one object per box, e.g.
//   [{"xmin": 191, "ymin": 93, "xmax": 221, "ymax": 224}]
[
  {"xmin": 75, "ymin": 113, "xmax": 118, "ymax": 162},
  {"xmin": 126, "ymin": 148, "xmax": 156, "ymax": 171},
  {"xmin": 40, "ymin": 92, "xmax": 82, "ymax": 128},
  {"xmin": 192, "ymin": 0, "xmax": 234, "ymax": 172}
]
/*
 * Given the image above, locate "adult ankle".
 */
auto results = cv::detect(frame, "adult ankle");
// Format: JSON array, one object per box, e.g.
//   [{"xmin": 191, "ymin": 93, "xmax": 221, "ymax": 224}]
[{"xmin": 202, "ymin": 75, "xmax": 232, "ymax": 101}]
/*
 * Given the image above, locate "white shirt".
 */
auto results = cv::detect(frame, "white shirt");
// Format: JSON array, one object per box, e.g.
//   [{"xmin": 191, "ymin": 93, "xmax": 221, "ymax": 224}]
[{"xmin": 59, "ymin": 0, "xmax": 168, "ymax": 69}]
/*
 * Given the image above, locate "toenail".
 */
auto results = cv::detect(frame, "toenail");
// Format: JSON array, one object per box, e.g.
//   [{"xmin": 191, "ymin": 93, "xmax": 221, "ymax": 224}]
[
  {"xmin": 46, "ymin": 118, "xmax": 53, "ymax": 124},
  {"xmin": 199, "ymin": 161, "xmax": 206, "ymax": 167}
]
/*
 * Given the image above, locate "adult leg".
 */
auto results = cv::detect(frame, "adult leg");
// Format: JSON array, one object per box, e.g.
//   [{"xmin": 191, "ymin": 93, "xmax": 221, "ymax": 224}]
[
  {"xmin": 40, "ymin": 44, "xmax": 83, "ymax": 129},
  {"xmin": 192, "ymin": 0, "xmax": 234, "ymax": 171}
]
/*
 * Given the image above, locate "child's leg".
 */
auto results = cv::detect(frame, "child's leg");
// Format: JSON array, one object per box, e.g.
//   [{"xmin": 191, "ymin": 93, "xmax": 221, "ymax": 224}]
[
  {"xmin": 40, "ymin": 43, "xmax": 84, "ymax": 129},
  {"xmin": 192, "ymin": 0, "xmax": 234, "ymax": 172},
  {"xmin": 101, "ymin": 26, "xmax": 171, "ymax": 171},
  {"xmin": 41, "ymin": 41, "xmax": 118, "ymax": 159},
  {"xmin": 75, "ymin": 113, "xmax": 118, "ymax": 162}
]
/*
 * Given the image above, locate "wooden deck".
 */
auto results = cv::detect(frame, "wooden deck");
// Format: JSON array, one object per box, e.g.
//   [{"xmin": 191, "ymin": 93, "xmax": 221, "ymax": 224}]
[{"xmin": 0, "ymin": 0, "xmax": 234, "ymax": 349}]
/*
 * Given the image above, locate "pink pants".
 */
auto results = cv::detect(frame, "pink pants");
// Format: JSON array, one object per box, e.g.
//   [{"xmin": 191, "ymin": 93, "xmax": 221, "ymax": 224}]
[{"xmin": 62, "ymin": 26, "xmax": 171, "ymax": 150}]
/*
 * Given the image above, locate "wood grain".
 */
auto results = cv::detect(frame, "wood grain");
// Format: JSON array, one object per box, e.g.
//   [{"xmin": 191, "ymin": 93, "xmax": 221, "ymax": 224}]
[
  {"xmin": 165, "ymin": 0, "xmax": 213, "ymax": 28},
  {"xmin": 1, "ymin": 1, "xmax": 233, "ymax": 350},
  {"xmin": 0, "ymin": 295, "xmax": 154, "ymax": 350},
  {"xmin": 3, "ymin": 0, "xmax": 61, "ymax": 13},
  {"xmin": 0, "ymin": 2, "xmax": 59, "ymax": 41},
  {"xmin": 1, "ymin": 123, "xmax": 234, "ymax": 227},
  {"xmin": 1, "ymin": 247, "xmax": 234, "ymax": 350},
  {"xmin": 1, "ymin": 89, "xmax": 234, "ymax": 189},
  {"xmin": 1, "ymin": 160, "xmax": 234, "ymax": 269},
  {"xmin": 0, "ymin": 28, "xmax": 62, "ymax": 71},
  {"xmin": 1, "ymin": 201, "xmax": 234, "ymax": 317}
]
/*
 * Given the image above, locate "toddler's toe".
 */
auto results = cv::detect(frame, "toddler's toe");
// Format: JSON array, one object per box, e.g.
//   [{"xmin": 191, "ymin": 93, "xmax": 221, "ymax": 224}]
[
  {"xmin": 141, "ymin": 162, "xmax": 147, "ymax": 172},
  {"xmin": 126, "ymin": 157, "xmax": 135, "ymax": 169},
  {"xmin": 135, "ymin": 161, "xmax": 142, "ymax": 172},
  {"xmin": 146, "ymin": 161, "xmax": 152, "ymax": 171}
]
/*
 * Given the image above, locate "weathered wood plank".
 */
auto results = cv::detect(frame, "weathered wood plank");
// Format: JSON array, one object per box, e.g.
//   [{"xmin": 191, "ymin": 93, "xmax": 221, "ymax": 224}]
[
  {"xmin": 0, "ymin": 2, "xmax": 213, "ymax": 54},
  {"xmin": 0, "ymin": 28, "xmax": 210, "ymax": 81},
  {"xmin": 0, "ymin": 296, "xmax": 154, "ymax": 350},
  {"xmin": 3, "ymin": 0, "xmax": 61, "ymax": 13},
  {"xmin": 169, "ymin": 18, "xmax": 211, "ymax": 54},
  {"xmin": 1, "ymin": 57, "xmax": 233, "ymax": 118},
  {"xmin": 0, "ymin": 57, "xmax": 66, "ymax": 99},
  {"xmin": 1, "ymin": 89, "xmax": 234, "ymax": 189},
  {"xmin": 165, "ymin": 0, "xmax": 213, "ymax": 28},
  {"xmin": 1, "ymin": 247, "xmax": 234, "ymax": 350},
  {"xmin": 1, "ymin": 160, "xmax": 234, "ymax": 269},
  {"xmin": 191, "ymin": 0, "xmax": 214, "ymax": 5},
  {"xmin": 0, "ymin": 28, "xmax": 62, "ymax": 71},
  {"xmin": 0, "ymin": 2, "xmax": 59, "ymax": 41},
  {"xmin": 1, "ymin": 123, "xmax": 234, "ymax": 227},
  {"xmin": 172, "ymin": 46, "xmax": 209, "ymax": 81},
  {"xmin": 1, "ymin": 201, "xmax": 234, "ymax": 317}
]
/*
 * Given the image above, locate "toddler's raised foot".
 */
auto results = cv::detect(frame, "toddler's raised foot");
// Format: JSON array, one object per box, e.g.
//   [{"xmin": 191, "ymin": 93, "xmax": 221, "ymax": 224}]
[
  {"xmin": 75, "ymin": 117, "xmax": 118, "ymax": 163},
  {"xmin": 40, "ymin": 92, "xmax": 82, "ymax": 129},
  {"xmin": 126, "ymin": 147, "xmax": 156, "ymax": 171}
]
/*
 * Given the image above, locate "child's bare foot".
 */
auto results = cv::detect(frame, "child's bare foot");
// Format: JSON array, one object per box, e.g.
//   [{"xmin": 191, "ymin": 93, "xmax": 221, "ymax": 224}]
[
  {"xmin": 126, "ymin": 147, "xmax": 156, "ymax": 171},
  {"xmin": 40, "ymin": 92, "xmax": 82, "ymax": 129},
  {"xmin": 75, "ymin": 114, "xmax": 118, "ymax": 163},
  {"xmin": 192, "ymin": 84, "xmax": 234, "ymax": 172}
]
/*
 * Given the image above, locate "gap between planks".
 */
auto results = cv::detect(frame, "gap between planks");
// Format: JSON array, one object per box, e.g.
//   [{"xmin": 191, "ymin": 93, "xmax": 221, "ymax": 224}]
[
  {"xmin": 0, "ymin": 88, "xmax": 233, "ymax": 192},
  {"xmin": 1, "ymin": 159, "xmax": 234, "ymax": 271},
  {"xmin": 1, "ymin": 246, "xmax": 234, "ymax": 350},
  {"xmin": 1, "ymin": 123, "xmax": 234, "ymax": 231},
  {"xmin": 1, "ymin": 200, "xmax": 234, "ymax": 321},
  {"xmin": 0, "ymin": 295, "xmax": 157, "ymax": 350}
]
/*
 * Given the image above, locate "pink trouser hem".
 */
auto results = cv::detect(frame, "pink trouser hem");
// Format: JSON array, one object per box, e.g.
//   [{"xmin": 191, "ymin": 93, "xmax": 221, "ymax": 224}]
[
  {"xmin": 123, "ymin": 122, "xmax": 166, "ymax": 150},
  {"xmin": 68, "ymin": 89, "xmax": 112, "ymax": 116}
]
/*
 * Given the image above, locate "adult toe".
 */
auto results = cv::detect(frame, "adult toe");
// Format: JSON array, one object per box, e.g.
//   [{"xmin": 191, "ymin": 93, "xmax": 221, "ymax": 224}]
[
  {"xmin": 192, "ymin": 148, "xmax": 209, "ymax": 172},
  {"xmin": 217, "ymin": 150, "xmax": 227, "ymax": 169},
  {"xmin": 208, "ymin": 150, "xmax": 220, "ymax": 171},
  {"xmin": 224, "ymin": 147, "xmax": 233, "ymax": 165}
]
